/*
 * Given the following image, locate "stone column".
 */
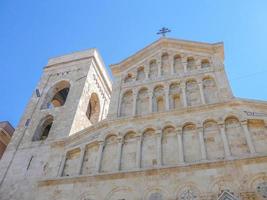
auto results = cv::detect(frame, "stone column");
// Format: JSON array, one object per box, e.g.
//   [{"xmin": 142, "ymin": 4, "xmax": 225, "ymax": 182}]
[
  {"xmin": 58, "ymin": 154, "xmax": 67, "ymax": 177},
  {"xmin": 117, "ymin": 91, "xmax": 122, "ymax": 117},
  {"xmin": 181, "ymin": 82, "xmax": 187, "ymax": 107},
  {"xmin": 78, "ymin": 145, "xmax": 86, "ymax": 175},
  {"xmin": 176, "ymin": 127, "xmax": 184, "ymax": 163},
  {"xmin": 132, "ymin": 90, "xmax": 137, "ymax": 116},
  {"xmin": 219, "ymin": 123, "xmax": 231, "ymax": 157},
  {"xmin": 170, "ymin": 53, "xmax": 175, "ymax": 75},
  {"xmin": 165, "ymin": 83, "xmax": 170, "ymax": 111},
  {"xmin": 149, "ymin": 91, "xmax": 153, "ymax": 113},
  {"xmin": 182, "ymin": 57, "xmax": 187, "ymax": 73},
  {"xmin": 145, "ymin": 64, "xmax": 149, "ymax": 80},
  {"xmin": 136, "ymin": 133, "xmax": 142, "ymax": 168},
  {"xmin": 198, "ymin": 81, "xmax": 206, "ymax": 105},
  {"xmin": 156, "ymin": 129, "xmax": 162, "ymax": 166},
  {"xmin": 96, "ymin": 140, "xmax": 104, "ymax": 173},
  {"xmin": 157, "ymin": 58, "xmax": 162, "ymax": 77},
  {"xmin": 117, "ymin": 137, "xmax": 123, "ymax": 171},
  {"xmin": 198, "ymin": 126, "xmax": 207, "ymax": 160},
  {"xmin": 241, "ymin": 120, "xmax": 256, "ymax": 154}
]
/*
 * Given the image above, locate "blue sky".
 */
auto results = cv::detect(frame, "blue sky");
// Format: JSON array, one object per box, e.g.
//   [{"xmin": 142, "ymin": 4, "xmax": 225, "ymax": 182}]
[{"xmin": 1, "ymin": 0, "xmax": 267, "ymax": 127}]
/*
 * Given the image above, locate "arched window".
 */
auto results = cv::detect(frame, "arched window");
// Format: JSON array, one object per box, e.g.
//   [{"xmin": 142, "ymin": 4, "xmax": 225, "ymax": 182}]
[
  {"xmin": 124, "ymin": 73, "xmax": 134, "ymax": 83},
  {"xmin": 136, "ymin": 67, "xmax": 145, "ymax": 81},
  {"xmin": 186, "ymin": 80, "xmax": 201, "ymax": 106},
  {"xmin": 136, "ymin": 88, "xmax": 149, "ymax": 115},
  {"xmin": 161, "ymin": 53, "xmax": 170, "ymax": 75},
  {"xmin": 121, "ymin": 131, "xmax": 137, "ymax": 170},
  {"xmin": 169, "ymin": 83, "xmax": 181, "ymax": 109},
  {"xmin": 32, "ymin": 115, "xmax": 54, "ymax": 141},
  {"xmin": 149, "ymin": 60, "xmax": 158, "ymax": 79},
  {"xmin": 187, "ymin": 57, "xmax": 196, "ymax": 71},
  {"xmin": 162, "ymin": 126, "xmax": 178, "ymax": 165},
  {"xmin": 203, "ymin": 120, "xmax": 224, "ymax": 160},
  {"xmin": 201, "ymin": 59, "xmax": 210, "ymax": 68},
  {"xmin": 101, "ymin": 135, "xmax": 118, "ymax": 172},
  {"xmin": 174, "ymin": 54, "xmax": 183, "ymax": 74},
  {"xmin": 203, "ymin": 77, "xmax": 218, "ymax": 104},
  {"xmin": 120, "ymin": 90, "xmax": 133, "ymax": 117},
  {"xmin": 141, "ymin": 128, "xmax": 157, "ymax": 168},
  {"xmin": 153, "ymin": 85, "xmax": 165, "ymax": 112},
  {"xmin": 86, "ymin": 93, "xmax": 100, "ymax": 124},
  {"xmin": 41, "ymin": 80, "xmax": 70, "ymax": 109},
  {"xmin": 225, "ymin": 117, "xmax": 249, "ymax": 156},
  {"xmin": 182, "ymin": 123, "xmax": 201, "ymax": 162}
]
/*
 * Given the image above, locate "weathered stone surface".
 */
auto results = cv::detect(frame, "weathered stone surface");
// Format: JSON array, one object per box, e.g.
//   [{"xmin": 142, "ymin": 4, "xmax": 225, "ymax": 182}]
[{"xmin": 0, "ymin": 38, "xmax": 267, "ymax": 200}]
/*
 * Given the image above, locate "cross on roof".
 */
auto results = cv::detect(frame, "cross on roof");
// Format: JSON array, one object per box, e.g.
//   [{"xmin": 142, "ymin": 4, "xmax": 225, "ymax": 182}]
[{"xmin": 157, "ymin": 27, "xmax": 171, "ymax": 37}]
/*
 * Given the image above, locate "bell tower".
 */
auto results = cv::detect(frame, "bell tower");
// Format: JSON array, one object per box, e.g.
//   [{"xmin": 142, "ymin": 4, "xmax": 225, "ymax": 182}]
[{"xmin": 16, "ymin": 49, "xmax": 111, "ymax": 143}]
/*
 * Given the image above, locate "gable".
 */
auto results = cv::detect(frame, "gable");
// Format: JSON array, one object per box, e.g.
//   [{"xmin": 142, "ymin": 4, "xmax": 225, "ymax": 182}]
[{"xmin": 110, "ymin": 37, "xmax": 224, "ymax": 76}]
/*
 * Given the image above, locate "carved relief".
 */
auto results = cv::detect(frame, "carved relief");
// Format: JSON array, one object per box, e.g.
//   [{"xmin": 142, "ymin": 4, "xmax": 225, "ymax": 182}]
[
  {"xmin": 153, "ymin": 86, "xmax": 165, "ymax": 112},
  {"xmin": 162, "ymin": 126, "xmax": 179, "ymax": 165},
  {"xmin": 161, "ymin": 53, "xmax": 171, "ymax": 76},
  {"xmin": 203, "ymin": 120, "xmax": 224, "ymax": 160},
  {"xmin": 203, "ymin": 77, "xmax": 218, "ymax": 104},
  {"xmin": 149, "ymin": 60, "xmax": 158, "ymax": 79},
  {"xmin": 183, "ymin": 124, "xmax": 201, "ymax": 162},
  {"xmin": 256, "ymin": 182, "xmax": 267, "ymax": 199},
  {"xmin": 137, "ymin": 88, "xmax": 149, "ymax": 115},
  {"xmin": 101, "ymin": 135, "xmax": 118, "ymax": 172},
  {"xmin": 174, "ymin": 54, "xmax": 183, "ymax": 74},
  {"xmin": 120, "ymin": 90, "xmax": 133, "ymax": 117},
  {"xmin": 225, "ymin": 117, "xmax": 249, "ymax": 156},
  {"xmin": 81, "ymin": 144, "xmax": 99, "ymax": 175},
  {"xmin": 169, "ymin": 83, "xmax": 181, "ymax": 109},
  {"xmin": 248, "ymin": 119, "xmax": 267, "ymax": 153},
  {"xmin": 186, "ymin": 80, "xmax": 201, "ymax": 106},
  {"xmin": 121, "ymin": 132, "xmax": 137, "ymax": 170},
  {"xmin": 141, "ymin": 129, "xmax": 157, "ymax": 168}
]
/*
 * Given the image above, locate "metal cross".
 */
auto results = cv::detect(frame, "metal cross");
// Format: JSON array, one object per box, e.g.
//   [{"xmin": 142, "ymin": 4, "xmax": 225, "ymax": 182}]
[{"xmin": 157, "ymin": 27, "xmax": 171, "ymax": 37}]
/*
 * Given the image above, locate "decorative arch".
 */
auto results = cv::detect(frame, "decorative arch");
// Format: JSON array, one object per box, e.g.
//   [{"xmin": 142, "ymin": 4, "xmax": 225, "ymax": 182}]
[
  {"xmin": 136, "ymin": 87, "xmax": 149, "ymax": 115},
  {"xmin": 203, "ymin": 120, "xmax": 224, "ymax": 160},
  {"xmin": 121, "ymin": 131, "xmax": 138, "ymax": 170},
  {"xmin": 141, "ymin": 128, "xmax": 157, "ymax": 168},
  {"xmin": 201, "ymin": 59, "xmax": 210, "ymax": 68},
  {"xmin": 176, "ymin": 184, "xmax": 201, "ymax": 200},
  {"xmin": 149, "ymin": 59, "xmax": 158, "ymax": 79},
  {"xmin": 120, "ymin": 90, "xmax": 133, "ymax": 117},
  {"xmin": 161, "ymin": 53, "xmax": 171, "ymax": 75},
  {"xmin": 202, "ymin": 77, "xmax": 218, "ymax": 104},
  {"xmin": 41, "ymin": 80, "xmax": 70, "ymax": 109},
  {"xmin": 174, "ymin": 54, "xmax": 183, "ymax": 74},
  {"xmin": 144, "ymin": 187, "xmax": 169, "ymax": 200},
  {"xmin": 162, "ymin": 125, "xmax": 179, "ymax": 165},
  {"xmin": 104, "ymin": 186, "xmax": 136, "ymax": 200},
  {"xmin": 225, "ymin": 116, "xmax": 249, "ymax": 156},
  {"xmin": 169, "ymin": 82, "xmax": 181, "ymax": 110},
  {"xmin": 137, "ymin": 66, "xmax": 145, "ymax": 81},
  {"xmin": 86, "ymin": 93, "xmax": 100, "ymax": 124},
  {"xmin": 62, "ymin": 148, "xmax": 81, "ymax": 177},
  {"xmin": 32, "ymin": 115, "xmax": 54, "ymax": 141},
  {"xmin": 153, "ymin": 85, "xmax": 165, "ymax": 112},
  {"xmin": 182, "ymin": 123, "xmax": 201, "ymax": 162},
  {"xmin": 81, "ymin": 143, "xmax": 99, "ymax": 175},
  {"xmin": 124, "ymin": 73, "xmax": 134, "ymax": 83},
  {"xmin": 101, "ymin": 134, "xmax": 118, "ymax": 172},
  {"xmin": 186, "ymin": 79, "xmax": 201, "ymax": 106},
  {"xmin": 187, "ymin": 57, "xmax": 197, "ymax": 71},
  {"xmin": 248, "ymin": 119, "xmax": 267, "ymax": 153}
]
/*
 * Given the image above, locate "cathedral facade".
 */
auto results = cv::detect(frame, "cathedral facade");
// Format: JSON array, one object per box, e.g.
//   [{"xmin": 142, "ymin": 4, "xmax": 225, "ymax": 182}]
[{"xmin": 0, "ymin": 38, "xmax": 267, "ymax": 200}]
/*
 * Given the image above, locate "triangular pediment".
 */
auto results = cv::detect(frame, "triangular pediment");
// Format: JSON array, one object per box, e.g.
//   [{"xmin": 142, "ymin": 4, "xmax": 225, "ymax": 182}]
[{"xmin": 110, "ymin": 37, "xmax": 224, "ymax": 76}]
